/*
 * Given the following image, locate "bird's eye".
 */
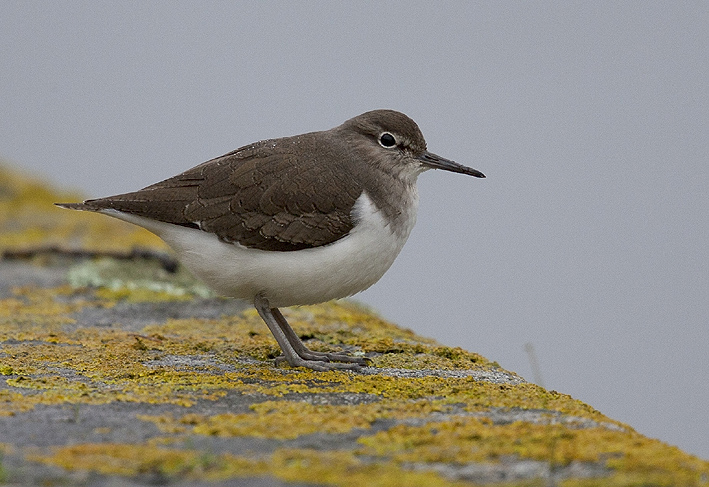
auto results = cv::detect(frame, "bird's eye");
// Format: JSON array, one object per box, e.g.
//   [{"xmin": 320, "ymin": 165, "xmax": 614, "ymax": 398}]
[{"xmin": 378, "ymin": 132, "xmax": 397, "ymax": 148}]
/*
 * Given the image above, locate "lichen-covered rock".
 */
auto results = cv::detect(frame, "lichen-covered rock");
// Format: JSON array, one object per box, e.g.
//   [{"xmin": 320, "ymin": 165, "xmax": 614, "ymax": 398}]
[{"xmin": 1, "ymin": 162, "xmax": 708, "ymax": 486}]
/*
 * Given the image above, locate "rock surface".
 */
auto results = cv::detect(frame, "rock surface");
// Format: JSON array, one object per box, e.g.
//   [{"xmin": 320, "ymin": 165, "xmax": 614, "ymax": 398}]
[{"xmin": 1, "ymin": 163, "xmax": 708, "ymax": 486}]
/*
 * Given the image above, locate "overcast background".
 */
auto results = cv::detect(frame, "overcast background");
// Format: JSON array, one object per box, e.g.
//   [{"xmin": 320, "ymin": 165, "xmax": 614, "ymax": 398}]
[{"xmin": 2, "ymin": 2, "xmax": 707, "ymax": 459}]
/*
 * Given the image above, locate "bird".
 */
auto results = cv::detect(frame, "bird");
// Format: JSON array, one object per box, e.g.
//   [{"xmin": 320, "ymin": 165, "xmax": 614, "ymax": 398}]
[{"xmin": 57, "ymin": 110, "xmax": 485, "ymax": 371}]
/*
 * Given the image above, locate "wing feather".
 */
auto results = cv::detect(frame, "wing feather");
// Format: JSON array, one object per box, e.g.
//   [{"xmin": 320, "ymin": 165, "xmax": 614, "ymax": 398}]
[{"xmin": 77, "ymin": 135, "xmax": 361, "ymax": 251}]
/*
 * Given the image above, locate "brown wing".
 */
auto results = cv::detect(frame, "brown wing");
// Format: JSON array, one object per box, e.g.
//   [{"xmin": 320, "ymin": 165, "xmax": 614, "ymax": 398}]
[{"xmin": 76, "ymin": 135, "xmax": 363, "ymax": 251}]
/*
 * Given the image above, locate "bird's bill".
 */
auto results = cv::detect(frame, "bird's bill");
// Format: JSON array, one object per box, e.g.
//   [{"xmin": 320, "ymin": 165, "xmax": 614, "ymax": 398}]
[{"xmin": 418, "ymin": 151, "xmax": 485, "ymax": 178}]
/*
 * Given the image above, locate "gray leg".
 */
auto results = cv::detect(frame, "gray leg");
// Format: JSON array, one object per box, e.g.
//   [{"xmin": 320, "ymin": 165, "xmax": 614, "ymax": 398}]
[
  {"xmin": 271, "ymin": 307, "xmax": 369, "ymax": 365},
  {"xmin": 254, "ymin": 294, "xmax": 366, "ymax": 371}
]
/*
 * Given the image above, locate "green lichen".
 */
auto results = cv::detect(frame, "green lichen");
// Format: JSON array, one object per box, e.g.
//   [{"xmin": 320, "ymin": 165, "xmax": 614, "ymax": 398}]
[{"xmin": 67, "ymin": 258, "xmax": 214, "ymax": 301}]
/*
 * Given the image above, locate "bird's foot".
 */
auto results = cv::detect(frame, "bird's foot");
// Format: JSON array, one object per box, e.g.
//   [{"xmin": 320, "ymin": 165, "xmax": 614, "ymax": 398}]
[
  {"xmin": 274, "ymin": 349, "xmax": 370, "ymax": 371},
  {"xmin": 254, "ymin": 296, "xmax": 371, "ymax": 372}
]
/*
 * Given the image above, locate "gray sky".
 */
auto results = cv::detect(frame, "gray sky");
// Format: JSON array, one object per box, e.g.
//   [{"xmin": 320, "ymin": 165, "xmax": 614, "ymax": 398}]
[{"xmin": 2, "ymin": 2, "xmax": 707, "ymax": 459}]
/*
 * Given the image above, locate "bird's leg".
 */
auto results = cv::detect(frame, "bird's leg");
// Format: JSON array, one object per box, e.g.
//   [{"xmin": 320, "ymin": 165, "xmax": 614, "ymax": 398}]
[
  {"xmin": 270, "ymin": 306, "xmax": 369, "ymax": 365},
  {"xmin": 254, "ymin": 294, "xmax": 365, "ymax": 371}
]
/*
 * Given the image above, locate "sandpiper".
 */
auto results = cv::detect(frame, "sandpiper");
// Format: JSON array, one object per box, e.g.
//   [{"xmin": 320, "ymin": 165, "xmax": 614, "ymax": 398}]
[{"xmin": 58, "ymin": 110, "xmax": 485, "ymax": 371}]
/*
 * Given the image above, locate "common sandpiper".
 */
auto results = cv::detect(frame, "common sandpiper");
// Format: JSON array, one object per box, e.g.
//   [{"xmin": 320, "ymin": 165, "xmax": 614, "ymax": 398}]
[{"xmin": 57, "ymin": 110, "xmax": 485, "ymax": 371}]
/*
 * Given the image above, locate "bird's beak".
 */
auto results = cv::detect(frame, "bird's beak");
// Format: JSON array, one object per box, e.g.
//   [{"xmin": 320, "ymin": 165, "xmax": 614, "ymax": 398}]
[{"xmin": 419, "ymin": 151, "xmax": 485, "ymax": 178}]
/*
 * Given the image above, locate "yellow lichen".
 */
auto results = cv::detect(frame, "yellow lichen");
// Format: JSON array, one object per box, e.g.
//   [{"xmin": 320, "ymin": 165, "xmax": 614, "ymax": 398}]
[
  {"xmin": 139, "ymin": 399, "xmax": 448, "ymax": 439},
  {"xmin": 0, "ymin": 285, "xmax": 609, "ymax": 423},
  {"xmin": 28, "ymin": 443, "xmax": 268, "ymax": 480},
  {"xmin": 357, "ymin": 418, "xmax": 709, "ymax": 486},
  {"xmin": 0, "ymin": 163, "xmax": 165, "ymax": 254},
  {"xmin": 269, "ymin": 448, "xmax": 471, "ymax": 487},
  {"xmin": 30, "ymin": 444, "xmax": 471, "ymax": 487},
  {"xmin": 4, "ymin": 163, "xmax": 709, "ymax": 486}
]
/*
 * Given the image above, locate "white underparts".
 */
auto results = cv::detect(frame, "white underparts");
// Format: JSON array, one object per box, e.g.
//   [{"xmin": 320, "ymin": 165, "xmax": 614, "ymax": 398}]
[{"xmin": 100, "ymin": 191, "xmax": 418, "ymax": 308}]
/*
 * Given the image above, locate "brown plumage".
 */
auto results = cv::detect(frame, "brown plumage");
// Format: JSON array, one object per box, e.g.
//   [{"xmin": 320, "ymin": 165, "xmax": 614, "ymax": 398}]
[
  {"xmin": 58, "ymin": 110, "xmax": 485, "ymax": 371},
  {"xmin": 63, "ymin": 110, "xmax": 441, "ymax": 251}
]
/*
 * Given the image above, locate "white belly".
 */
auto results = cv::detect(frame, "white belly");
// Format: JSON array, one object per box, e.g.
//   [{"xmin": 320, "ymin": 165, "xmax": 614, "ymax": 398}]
[{"xmin": 101, "ymin": 191, "xmax": 417, "ymax": 308}]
